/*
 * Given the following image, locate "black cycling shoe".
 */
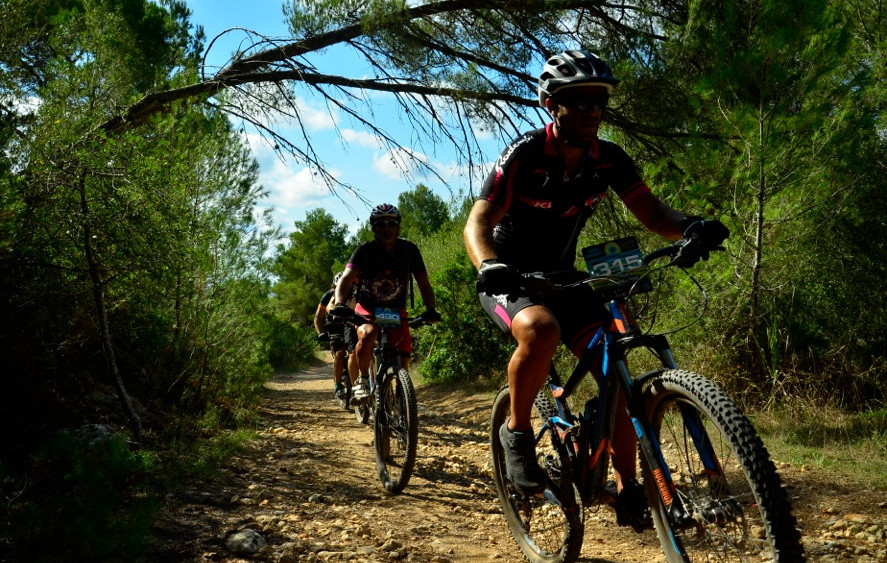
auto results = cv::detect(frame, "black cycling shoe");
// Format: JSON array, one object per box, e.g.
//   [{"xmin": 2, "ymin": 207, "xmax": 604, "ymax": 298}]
[
  {"xmin": 606, "ymin": 479, "xmax": 654, "ymax": 533},
  {"xmin": 498, "ymin": 423, "xmax": 546, "ymax": 495}
]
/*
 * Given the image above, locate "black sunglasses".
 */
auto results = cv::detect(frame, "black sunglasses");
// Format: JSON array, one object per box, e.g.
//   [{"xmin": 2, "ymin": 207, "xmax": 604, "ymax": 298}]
[
  {"xmin": 373, "ymin": 219, "xmax": 400, "ymax": 228},
  {"xmin": 552, "ymin": 93, "xmax": 609, "ymax": 112}
]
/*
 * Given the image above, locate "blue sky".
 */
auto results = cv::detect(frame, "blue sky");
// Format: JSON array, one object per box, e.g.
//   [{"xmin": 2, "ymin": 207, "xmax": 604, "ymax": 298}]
[{"xmin": 183, "ymin": 0, "xmax": 514, "ymax": 236}]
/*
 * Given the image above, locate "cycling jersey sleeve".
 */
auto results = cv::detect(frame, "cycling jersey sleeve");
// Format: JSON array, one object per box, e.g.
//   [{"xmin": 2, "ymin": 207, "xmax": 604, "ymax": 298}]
[
  {"xmin": 479, "ymin": 129, "xmax": 545, "ymax": 212},
  {"xmin": 602, "ymin": 141, "xmax": 651, "ymax": 206}
]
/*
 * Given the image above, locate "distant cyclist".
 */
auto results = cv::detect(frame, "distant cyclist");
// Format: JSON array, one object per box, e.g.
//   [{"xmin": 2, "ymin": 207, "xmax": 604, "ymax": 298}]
[
  {"xmin": 332, "ymin": 203, "xmax": 440, "ymax": 404},
  {"xmin": 464, "ymin": 50, "xmax": 728, "ymax": 528},
  {"xmin": 314, "ymin": 272, "xmax": 357, "ymax": 399}
]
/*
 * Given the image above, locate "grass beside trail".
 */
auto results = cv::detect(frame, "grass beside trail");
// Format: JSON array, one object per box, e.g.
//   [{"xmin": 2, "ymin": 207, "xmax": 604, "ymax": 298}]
[{"xmin": 752, "ymin": 405, "xmax": 887, "ymax": 489}]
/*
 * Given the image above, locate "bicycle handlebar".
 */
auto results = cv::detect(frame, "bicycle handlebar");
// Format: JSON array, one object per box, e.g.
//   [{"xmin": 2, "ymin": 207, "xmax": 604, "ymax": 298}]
[
  {"xmin": 518, "ymin": 237, "xmax": 724, "ymax": 293},
  {"xmin": 328, "ymin": 308, "xmax": 437, "ymax": 329},
  {"xmin": 643, "ymin": 237, "xmax": 725, "ymax": 265}
]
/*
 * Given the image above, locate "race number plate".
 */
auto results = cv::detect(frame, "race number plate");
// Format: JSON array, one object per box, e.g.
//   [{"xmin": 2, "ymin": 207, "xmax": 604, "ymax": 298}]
[
  {"xmin": 374, "ymin": 307, "xmax": 402, "ymax": 328},
  {"xmin": 581, "ymin": 237, "xmax": 653, "ymax": 294}
]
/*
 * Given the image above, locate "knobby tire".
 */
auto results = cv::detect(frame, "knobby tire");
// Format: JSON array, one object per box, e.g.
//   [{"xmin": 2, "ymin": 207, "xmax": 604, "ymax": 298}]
[
  {"xmin": 354, "ymin": 397, "xmax": 371, "ymax": 424},
  {"xmin": 337, "ymin": 363, "xmax": 352, "ymax": 410},
  {"xmin": 640, "ymin": 369, "xmax": 805, "ymax": 563},
  {"xmin": 490, "ymin": 386, "xmax": 584, "ymax": 563},
  {"xmin": 374, "ymin": 368, "xmax": 418, "ymax": 494}
]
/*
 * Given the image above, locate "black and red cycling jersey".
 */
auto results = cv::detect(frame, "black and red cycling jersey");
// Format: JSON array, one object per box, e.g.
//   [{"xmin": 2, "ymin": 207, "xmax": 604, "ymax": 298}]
[
  {"xmin": 346, "ymin": 238, "xmax": 428, "ymax": 311},
  {"xmin": 479, "ymin": 123, "xmax": 651, "ymax": 272}
]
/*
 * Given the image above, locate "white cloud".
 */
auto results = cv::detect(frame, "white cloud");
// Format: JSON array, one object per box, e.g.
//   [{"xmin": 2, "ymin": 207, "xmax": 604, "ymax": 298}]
[
  {"xmin": 298, "ymin": 100, "xmax": 337, "ymax": 130},
  {"xmin": 341, "ymin": 129, "xmax": 382, "ymax": 148},
  {"xmin": 373, "ymin": 147, "xmax": 429, "ymax": 179},
  {"xmin": 262, "ymin": 159, "xmax": 340, "ymax": 210},
  {"xmin": 6, "ymin": 95, "xmax": 41, "ymax": 114},
  {"xmin": 243, "ymin": 131, "xmax": 275, "ymax": 160},
  {"xmin": 472, "ymin": 124, "xmax": 495, "ymax": 141}
]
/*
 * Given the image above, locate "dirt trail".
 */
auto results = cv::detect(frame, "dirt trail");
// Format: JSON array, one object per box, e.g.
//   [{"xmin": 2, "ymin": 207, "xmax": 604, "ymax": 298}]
[{"xmin": 144, "ymin": 359, "xmax": 887, "ymax": 562}]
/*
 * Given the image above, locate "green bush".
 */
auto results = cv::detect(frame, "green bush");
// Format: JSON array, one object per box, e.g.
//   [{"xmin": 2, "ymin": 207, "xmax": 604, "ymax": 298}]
[
  {"xmin": 413, "ymin": 256, "xmax": 513, "ymax": 384},
  {"xmin": 4, "ymin": 429, "xmax": 158, "ymax": 563},
  {"xmin": 265, "ymin": 318, "xmax": 317, "ymax": 373}
]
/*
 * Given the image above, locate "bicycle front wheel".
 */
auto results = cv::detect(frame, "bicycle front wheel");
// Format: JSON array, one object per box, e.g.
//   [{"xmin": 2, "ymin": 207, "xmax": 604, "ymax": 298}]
[
  {"xmin": 490, "ymin": 386, "xmax": 583, "ymax": 563},
  {"xmin": 640, "ymin": 369, "xmax": 805, "ymax": 563},
  {"xmin": 373, "ymin": 368, "xmax": 418, "ymax": 494}
]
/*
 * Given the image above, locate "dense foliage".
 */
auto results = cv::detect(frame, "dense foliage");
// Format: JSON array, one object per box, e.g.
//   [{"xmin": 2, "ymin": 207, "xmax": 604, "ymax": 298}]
[
  {"xmin": 1, "ymin": 1, "xmax": 278, "ymax": 559},
  {"xmin": 0, "ymin": 0, "xmax": 884, "ymax": 560}
]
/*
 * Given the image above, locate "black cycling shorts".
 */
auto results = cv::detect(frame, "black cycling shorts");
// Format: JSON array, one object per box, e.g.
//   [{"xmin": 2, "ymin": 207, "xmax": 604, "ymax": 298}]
[
  {"xmin": 342, "ymin": 324, "xmax": 357, "ymax": 353},
  {"xmin": 478, "ymin": 281, "xmax": 608, "ymax": 355},
  {"xmin": 326, "ymin": 322, "xmax": 357, "ymax": 354}
]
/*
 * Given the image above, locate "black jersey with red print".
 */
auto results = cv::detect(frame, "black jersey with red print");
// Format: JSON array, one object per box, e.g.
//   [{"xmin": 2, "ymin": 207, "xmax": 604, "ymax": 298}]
[
  {"xmin": 346, "ymin": 238, "xmax": 427, "ymax": 310},
  {"xmin": 479, "ymin": 123, "xmax": 651, "ymax": 272}
]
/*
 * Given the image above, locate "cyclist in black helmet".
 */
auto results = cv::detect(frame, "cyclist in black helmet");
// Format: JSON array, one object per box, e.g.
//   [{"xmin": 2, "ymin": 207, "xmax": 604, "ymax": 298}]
[
  {"xmin": 332, "ymin": 204, "xmax": 440, "ymax": 404},
  {"xmin": 464, "ymin": 50, "xmax": 728, "ymax": 529}
]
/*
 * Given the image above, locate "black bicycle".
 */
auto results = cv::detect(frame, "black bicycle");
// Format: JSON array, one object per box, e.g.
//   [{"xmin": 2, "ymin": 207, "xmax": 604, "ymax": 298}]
[
  {"xmin": 489, "ymin": 236, "xmax": 805, "ymax": 563},
  {"xmin": 338, "ymin": 307, "xmax": 436, "ymax": 494}
]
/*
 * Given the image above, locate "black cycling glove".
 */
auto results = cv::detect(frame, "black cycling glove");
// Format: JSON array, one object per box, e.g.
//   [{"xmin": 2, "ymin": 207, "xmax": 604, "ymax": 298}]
[
  {"xmin": 316, "ymin": 331, "xmax": 330, "ymax": 343},
  {"xmin": 476, "ymin": 259, "xmax": 523, "ymax": 295},
  {"xmin": 681, "ymin": 216, "xmax": 729, "ymax": 247},
  {"xmin": 675, "ymin": 216, "xmax": 730, "ymax": 266},
  {"xmin": 329, "ymin": 304, "xmax": 354, "ymax": 319},
  {"xmin": 421, "ymin": 309, "xmax": 442, "ymax": 323}
]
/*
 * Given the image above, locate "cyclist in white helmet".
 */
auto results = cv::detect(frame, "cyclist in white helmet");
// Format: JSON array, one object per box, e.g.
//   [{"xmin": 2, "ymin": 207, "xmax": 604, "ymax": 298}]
[{"xmin": 464, "ymin": 50, "xmax": 728, "ymax": 529}]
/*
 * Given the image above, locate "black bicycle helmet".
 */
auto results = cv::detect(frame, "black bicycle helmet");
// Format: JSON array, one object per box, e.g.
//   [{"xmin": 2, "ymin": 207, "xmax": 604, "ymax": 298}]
[
  {"xmin": 332, "ymin": 271, "xmax": 344, "ymax": 288},
  {"xmin": 538, "ymin": 50, "xmax": 619, "ymax": 107},
  {"xmin": 369, "ymin": 203, "xmax": 401, "ymax": 225}
]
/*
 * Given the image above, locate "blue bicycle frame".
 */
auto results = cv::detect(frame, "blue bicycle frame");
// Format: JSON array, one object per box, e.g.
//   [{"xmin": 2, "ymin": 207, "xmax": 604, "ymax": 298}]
[{"xmin": 536, "ymin": 293, "xmax": 724, "ymax": 529}]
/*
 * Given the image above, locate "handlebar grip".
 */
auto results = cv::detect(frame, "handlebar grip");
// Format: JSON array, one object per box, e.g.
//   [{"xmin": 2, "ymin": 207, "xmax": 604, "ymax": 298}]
[
  {"xmin": 643, "ymin": 244, "xmax": 681, "ymax": 264},
  {"xmin": 644, "ymin": 239, "xmax": 726, "ymax": 265}
]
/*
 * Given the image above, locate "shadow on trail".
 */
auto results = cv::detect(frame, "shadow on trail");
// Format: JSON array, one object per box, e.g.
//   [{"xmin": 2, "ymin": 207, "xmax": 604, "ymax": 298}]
[{"xmin": 255, "ymin": 367, "xmax": 647, "ymax": 563}]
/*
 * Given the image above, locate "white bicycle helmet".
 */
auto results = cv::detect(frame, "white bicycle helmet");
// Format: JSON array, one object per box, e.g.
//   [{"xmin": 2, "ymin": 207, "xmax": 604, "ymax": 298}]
[
  {"xmin": 538, "ymin": 50, "xmax": 619, "ymax": 107},
  {"xmin": 369, "ymin": 203, "xmax": 401, "ymax": 225}
]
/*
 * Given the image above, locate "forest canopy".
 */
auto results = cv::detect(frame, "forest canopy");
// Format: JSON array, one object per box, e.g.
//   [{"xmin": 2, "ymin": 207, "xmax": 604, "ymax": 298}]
[{"xmin": 0, "ymin": 2, "xmax": 884, "ymax": 557}]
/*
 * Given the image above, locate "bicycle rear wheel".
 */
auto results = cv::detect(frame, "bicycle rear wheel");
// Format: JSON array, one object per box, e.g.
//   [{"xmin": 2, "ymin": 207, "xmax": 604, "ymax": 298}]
[
  {"xmin": 640, "ymin": 369, "xmax": 805, "ymax": 563},
  {"xmin": 353, "ymin": 397, "xmax": 371, "ymax": 424},
  {"xmin": 490, "ymin": 386, "xmax": 584, "ymax": 563},
  {"xmin": 374, "ymin": 368, "xmax": 418, "ymax": 494},
  {"xmin": 337, "ymin": 362, "xmax": 352, "ymax": 410}
]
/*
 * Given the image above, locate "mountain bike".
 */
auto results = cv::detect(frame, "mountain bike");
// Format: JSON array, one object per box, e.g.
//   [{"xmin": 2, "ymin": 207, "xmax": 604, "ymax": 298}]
[
  {"xmin": 489, "ymin": 236, "xmax": 805, "ymax": 563},
  {"xmin": 338, "ymin": 307, "xmax": 436, "ymax": 494}
]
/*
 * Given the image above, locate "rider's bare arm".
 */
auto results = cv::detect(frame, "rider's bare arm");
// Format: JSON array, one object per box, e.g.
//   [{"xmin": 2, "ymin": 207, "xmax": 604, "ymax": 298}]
[
  {"xmin": 464, "ymin": 199, "xmax": 507, "ymax": 269},
  {"xmin": 313, "ymin": 304, "xmax": 326, "ymax": 334},
  {"xmin": 624, "ymin": 191, "xmax": 686, "ymax": 241},
  {"xmin": 416, "ymin": 273, "xmax": 437, "ymax": 311},
  {"xmin": 335, "ymin": 268, "xmax": 359, "ymax": 306}
]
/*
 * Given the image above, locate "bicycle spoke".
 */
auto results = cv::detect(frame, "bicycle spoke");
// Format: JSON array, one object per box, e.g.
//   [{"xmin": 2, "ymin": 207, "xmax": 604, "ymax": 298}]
[
  {"xmin": 374, "ymin": 369, "xmax": 417, "ymax": 494},
  {"xmin": 490, "ymin": 386, "xmax": 583, "ymax": 563},
  {"xmin": 643, "ymin": 370, "xmax": 804, "ymax": 562}
]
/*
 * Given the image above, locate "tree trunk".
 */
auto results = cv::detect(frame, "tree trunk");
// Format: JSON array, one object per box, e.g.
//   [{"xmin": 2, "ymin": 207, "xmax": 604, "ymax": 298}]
[
  {"xmin": 750, "ymin": 107, "xmax": 767, "ymax": 379},
  {"xmin": 78, "ymin": 175, "xmax": 144, "ymax": 443}
]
